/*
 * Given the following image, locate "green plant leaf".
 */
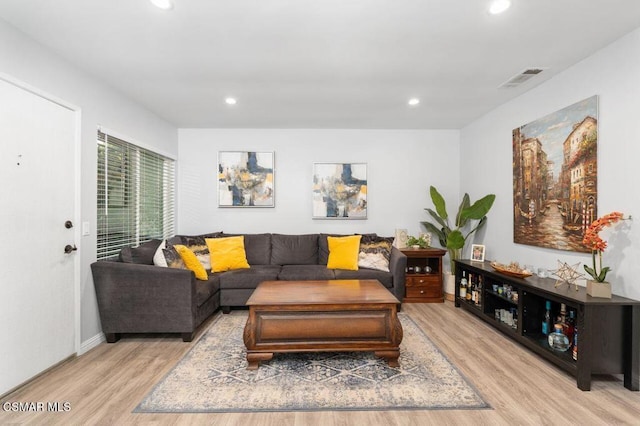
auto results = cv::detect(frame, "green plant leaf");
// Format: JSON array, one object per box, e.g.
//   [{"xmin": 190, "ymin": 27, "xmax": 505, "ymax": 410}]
[
  {"xmin": 455, "ymin": 194, "xmax": 471, "ymax": 228},
  {"xmin": 425, "ymin": 208, "xmax": 448, "ymax": 230},
  {"xmin": 597, "ymin": 266, "xmax": 611, "ymax": 282},
  {"xmin": 461, "ymin": 194, "xmax": 496, "ymax": 220},
  {"xmin": 446, "ymin": 229, "xmax": 465, "ymax": 250},
  {"xmin": 464, "ymin": 216, "xmax": 487, "ymax": 240},
  {"xmin": 583, "ymin": 265, "xmax": 597, "ymax": 280},
  {"xmin": 430, "ymin": 186, "xmax": 448, "ymax": 221}
]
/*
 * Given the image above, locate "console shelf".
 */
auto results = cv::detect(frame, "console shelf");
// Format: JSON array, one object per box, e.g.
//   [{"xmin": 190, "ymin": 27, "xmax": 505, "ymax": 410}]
[{"xmin": 454, "ymin": 260, "xmax": 640, "ymax": 391}]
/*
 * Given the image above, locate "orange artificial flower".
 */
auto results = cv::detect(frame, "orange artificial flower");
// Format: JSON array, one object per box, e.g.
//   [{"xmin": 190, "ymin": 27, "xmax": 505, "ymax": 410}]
[{"xmin": 582, "ymin": 211, "xmax": 627, "ymax": 282}]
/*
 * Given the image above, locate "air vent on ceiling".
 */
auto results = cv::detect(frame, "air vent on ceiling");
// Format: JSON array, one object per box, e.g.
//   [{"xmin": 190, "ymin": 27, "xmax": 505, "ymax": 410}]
[{"xmin": 499, "ymin": 68, "xmax": 547, "ymax": 88}]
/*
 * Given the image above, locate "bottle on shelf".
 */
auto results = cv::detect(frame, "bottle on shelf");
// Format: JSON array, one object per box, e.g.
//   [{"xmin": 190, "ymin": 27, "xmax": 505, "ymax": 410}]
[
  {"xmin": 549, "ymin": 324, "xmax": 570, "ymax": 352},
  {"xmin": 572, "ymin": 327, "xmax": 578, "ymax": 361},
  {"xmin": 476, "ymin": 275, "xmax": 483, "ymax": 306},
  {"xmin": 466, "ymin": 273, "xmax": 473, "ymax": 301},
  {"xmin": 542, "ymin": 300, "xmax": 552, "ymax": 335},
  {"xmin": 459, "ymin": 271, "xmax": 467, "ymax": 299},
  {"xmin": 564, "ymin": 310, "xmax": 576, "ymax": 347},
  {"xmin": 470, "ymin": 273, "xmax": 476, "ymax": 303}
]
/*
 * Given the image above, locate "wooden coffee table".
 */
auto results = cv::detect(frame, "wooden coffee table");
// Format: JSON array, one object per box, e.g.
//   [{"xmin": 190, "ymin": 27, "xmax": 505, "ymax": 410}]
[{"xmin": 243, "ymin": 279, "xmax": 403, "ymax": 370}]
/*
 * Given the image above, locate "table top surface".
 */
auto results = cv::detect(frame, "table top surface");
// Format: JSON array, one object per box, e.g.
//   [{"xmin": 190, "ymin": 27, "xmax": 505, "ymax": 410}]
[{"xmin": 246, "ymin": 279, "xmax": 400, "ymax": 306}]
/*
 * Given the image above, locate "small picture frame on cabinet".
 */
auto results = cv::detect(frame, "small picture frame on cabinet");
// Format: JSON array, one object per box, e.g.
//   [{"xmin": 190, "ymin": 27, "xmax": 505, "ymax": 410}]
[{"xmin": 471, "ymin": 244, "xmax": 485, "ymax": 262}]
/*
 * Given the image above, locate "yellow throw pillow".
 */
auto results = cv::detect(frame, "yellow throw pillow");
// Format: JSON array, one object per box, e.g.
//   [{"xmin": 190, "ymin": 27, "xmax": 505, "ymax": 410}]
[
  {"xmin": 326, "ymin": 235, "xmax": 362, "ymax": 270},
  {"xmin": 206, "ymin": 236, "xmax": 250, "ymax": 273},
  {"xmin": 174, "ymin": 244, "xmax": 208, "ymax": 280}
]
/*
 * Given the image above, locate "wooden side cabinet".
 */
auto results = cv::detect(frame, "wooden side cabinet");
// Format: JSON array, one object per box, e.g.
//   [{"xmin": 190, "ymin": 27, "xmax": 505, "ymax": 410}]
[{"xmin": 401, "ymin": 248, "xmax": 446, "ymax": 303}]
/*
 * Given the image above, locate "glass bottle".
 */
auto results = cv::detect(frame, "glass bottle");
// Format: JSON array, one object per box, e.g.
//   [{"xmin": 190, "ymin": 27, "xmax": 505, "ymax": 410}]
[
  {"xmin": 459, "ymin": 272, "xmax": 467, "ymax": 299},
  {"xmin": 560, "ymin": 303, "xmax": 567, "ymax": 325},
  {"xmin": 548, "ymin": 324, "xmax": 570, "ymax": 352},
  {"xmin": 564, "ymin": 310, "xmax": 575, "ymax": 348},
  {"xmin": 572, "ymin": 327, "xmax": 578, "ymax": 361},
  {"xmin": 542, "ymin": 300, "xmax": 552, "ymax": 335},
  {"xmin": 476, "ymin": 276, "xmax": 483, "ymax": 306}
]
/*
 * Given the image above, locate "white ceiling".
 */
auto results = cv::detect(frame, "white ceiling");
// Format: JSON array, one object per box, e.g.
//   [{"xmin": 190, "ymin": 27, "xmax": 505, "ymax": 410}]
[{"xmin": 2, "ymin": 0, "xmax": 640, "ymax": 129}]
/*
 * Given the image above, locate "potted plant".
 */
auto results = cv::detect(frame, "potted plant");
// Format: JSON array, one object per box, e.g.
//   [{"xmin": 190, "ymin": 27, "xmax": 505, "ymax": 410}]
[
  {"xmin": 582, "ymin": 211, "xmax": 629, "ymax": 298},
  {"xmin": 421, "ymin": 186, "xmax": 495, "ymax": 273},
  {"xmin": 406, "ymin": 234, "xmax": 430, "ymax": 249}
]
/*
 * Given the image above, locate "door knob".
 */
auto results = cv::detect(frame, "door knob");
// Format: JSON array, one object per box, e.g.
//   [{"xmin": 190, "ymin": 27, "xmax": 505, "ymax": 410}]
[
  {"xmin": 64, "ymin": 244, "xmax": 77, "ymax": 254},
  {"xmin": 65, "ymin": 220, "xmax": 73, "ymax": 229}
]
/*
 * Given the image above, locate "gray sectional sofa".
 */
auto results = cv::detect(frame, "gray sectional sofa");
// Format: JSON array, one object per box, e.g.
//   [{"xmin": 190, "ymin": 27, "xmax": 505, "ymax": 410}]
[{"xmin": 91, "ymin": 232, "xmax": 406, "ymax": 342}]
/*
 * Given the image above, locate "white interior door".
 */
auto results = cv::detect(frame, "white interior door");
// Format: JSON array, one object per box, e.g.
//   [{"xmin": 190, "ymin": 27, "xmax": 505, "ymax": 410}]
[{"xmin": 0, "ymin": 78, "xmax": 77, "ymax": 396}]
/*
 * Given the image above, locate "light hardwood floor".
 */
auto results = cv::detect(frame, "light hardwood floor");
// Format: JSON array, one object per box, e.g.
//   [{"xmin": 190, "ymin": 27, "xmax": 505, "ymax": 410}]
[{"xmin": 1, "ymin": 302, "xmax": 639, "ymax": 425}]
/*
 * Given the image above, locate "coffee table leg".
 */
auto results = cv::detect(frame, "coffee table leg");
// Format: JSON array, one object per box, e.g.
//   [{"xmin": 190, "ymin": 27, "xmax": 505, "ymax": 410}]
[
  {"xmin": 375, "ymin": 349, "xmax": 400, "ymax": 367},
  {"xmin": 246, "ymin": 352, "xmax": 273, "ymax": 370}
]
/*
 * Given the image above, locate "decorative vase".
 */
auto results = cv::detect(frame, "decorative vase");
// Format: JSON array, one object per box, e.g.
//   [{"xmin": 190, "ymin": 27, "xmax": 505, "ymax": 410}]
[{"xmin": 586, "ymin": 280, "xmax": 611, "ymax": 298}]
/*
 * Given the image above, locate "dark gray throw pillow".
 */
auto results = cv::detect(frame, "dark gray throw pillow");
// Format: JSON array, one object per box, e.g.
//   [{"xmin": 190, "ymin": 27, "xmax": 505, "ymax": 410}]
[{"xmin": 119, "ymin": 239, "xmax": 162, "ymax": 265}]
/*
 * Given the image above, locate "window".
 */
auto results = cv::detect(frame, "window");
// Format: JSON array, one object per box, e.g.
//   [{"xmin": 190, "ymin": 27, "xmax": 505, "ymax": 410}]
[{"xmin": 97, "ymin": 130, "xmax": 175, "ymax": 260}]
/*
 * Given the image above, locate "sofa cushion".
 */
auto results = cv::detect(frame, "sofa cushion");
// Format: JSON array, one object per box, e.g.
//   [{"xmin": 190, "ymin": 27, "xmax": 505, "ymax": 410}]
[
  {"xmin": 217, "ymin": 265, "xmax": 281, "ymax": 290},
  {"xmin": 167, "ymin": 235, "xmax": 211, "ymax": 270},
  {"xmin": 223, "ymin": 233, "xmax": 272, "ymax": 265},
  {"xmin": 318, "ymin": 233, "xmax": 377, "ymax": 265},
  {"xmin": 270, "ymin": 234, "xmax": 319, "ymax": 265},
  {"xmin": 333, "ymin": 269, "xmax": 394, "ymax": 288},
  {"xmin": 119, "ymin": 239, "xmax": 162, "ymax": 264},
  {"xmin": 174, "ymin": 245, "xmax": 208, "ymax": 280},
  {"xmin": 358, "ymin": 235, "xmax": 394, "ymax": 272},
  {"xmin": 318, "ymin": 233, "xmax": 344, "ymax": 265},
  {"xmin": 195, "ymin": 275, "xmax": 220, "ymax": 307},
  {"xmin": 327, "ymin": 235, "xmax": 362, "ymax": 270},
  {"xmin": 278, "ymin": 265, "xmax": 336, "ymax": 281},
  {"xmin": 163, "ymin": 245, "xmax": 185, "ymax": 269},
  {"xmin": 207, "ymin": 236, "xmax": 250, "ymax": 272},
  {"xmin": 153, "ymin": 240, "xmax": 168, "ymax": 267}
]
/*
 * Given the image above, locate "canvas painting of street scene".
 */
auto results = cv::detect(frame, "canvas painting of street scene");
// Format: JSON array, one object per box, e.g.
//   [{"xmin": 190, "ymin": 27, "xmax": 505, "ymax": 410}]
[
  {"xmin": 218, "ymin": 151, "xmax": 274, "ymax": 207},
  {"xmin": 512, "ymin": 95, "xmax": 598, "ymax": 253},
  {"xmin": 312, "ymin": 163, "xmax": 367, "ymax": 219}
]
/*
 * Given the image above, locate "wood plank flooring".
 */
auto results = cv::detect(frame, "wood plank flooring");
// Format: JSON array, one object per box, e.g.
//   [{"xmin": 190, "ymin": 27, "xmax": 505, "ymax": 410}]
[{"xmin": 1, "ymin": 302, "xmax": 639, "ymax": 425}]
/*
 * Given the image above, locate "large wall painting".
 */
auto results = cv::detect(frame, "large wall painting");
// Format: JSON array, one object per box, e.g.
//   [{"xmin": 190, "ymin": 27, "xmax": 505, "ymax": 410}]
[
  {"xmin": 512, "ymin": 95, "xmax": 598, "ymax": 253},
  {"xmin": 218, "ymin": 151, "xmax": 274, "ymax": 207},
  {"xmin": 312, "ymin": 163, "xmax": 367, "ymax": 219}
]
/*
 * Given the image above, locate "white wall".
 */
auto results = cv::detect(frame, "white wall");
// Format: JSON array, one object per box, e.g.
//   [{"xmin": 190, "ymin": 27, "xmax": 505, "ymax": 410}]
[
  {"xmin": 460, "ymin": 28, "xmax": 640, "ymax": 300},
  {"xmin": 178, "ymin": 128, "xmax": 460, "ymax": 241},
  {"xmin": 0, "ymin": 18, "xmax": 178, "ymax": 346}
]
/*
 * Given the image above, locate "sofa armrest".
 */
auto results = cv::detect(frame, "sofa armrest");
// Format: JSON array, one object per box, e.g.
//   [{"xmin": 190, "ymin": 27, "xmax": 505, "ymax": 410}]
[
  {"xmin": 91, "ymin": 260, "xmax": 198, "ymax": 335},
  {"xmin": 389, "ymin": 247, "xmax": 407, "ymax": 302}
]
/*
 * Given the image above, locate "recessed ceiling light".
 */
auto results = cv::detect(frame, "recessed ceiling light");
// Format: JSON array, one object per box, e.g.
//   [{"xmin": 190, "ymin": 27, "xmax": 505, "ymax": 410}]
[
  {"xmin": 489, "ymin": 0, "xmax": 511, "ymax": 14},
  {"xmin": 149, "ymin": 0, "xmax": 174, "ymax": 10},
  {"xmin": 408, "ymin": 98, "xmax": 420, "ymax": 106},
  {"xmin": 225, "ymin": 97, "xmax": 237, "ymax": 105}
]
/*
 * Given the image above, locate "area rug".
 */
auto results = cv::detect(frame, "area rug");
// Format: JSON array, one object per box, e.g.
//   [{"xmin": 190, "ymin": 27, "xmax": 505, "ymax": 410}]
[{"xmin": 135, "ymin": 311, "xmax": 489, "ymax": 413}]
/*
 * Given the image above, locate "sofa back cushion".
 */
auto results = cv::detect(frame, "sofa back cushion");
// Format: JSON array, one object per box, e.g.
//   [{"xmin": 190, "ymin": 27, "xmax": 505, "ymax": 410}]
[
  {"xmin": 270, "ymin": 234, "xmax": 319, "ymax": 265},
  {"xmin": 119, "ymin": 239, "xmax": 162, "ymax": 264},
  {"xmin": 223, "ymin": 233, "xmax": 272, "ymax": 265}
]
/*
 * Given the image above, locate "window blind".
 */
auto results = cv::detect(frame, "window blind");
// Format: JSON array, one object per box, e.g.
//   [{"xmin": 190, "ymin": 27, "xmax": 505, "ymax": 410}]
[{"xmin": 97, "ymin": 130, "xmax": 175, "ymax": 260}]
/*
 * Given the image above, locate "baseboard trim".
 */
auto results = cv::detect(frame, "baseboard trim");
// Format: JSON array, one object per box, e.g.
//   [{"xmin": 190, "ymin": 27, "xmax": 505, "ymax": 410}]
[
  {"xmin": 445, "ymin": 292, "xmax": 455, "ymax": 302},
  {"xmin": 79, "ymin": 332, "xmax": 106, "ymax": 355}
]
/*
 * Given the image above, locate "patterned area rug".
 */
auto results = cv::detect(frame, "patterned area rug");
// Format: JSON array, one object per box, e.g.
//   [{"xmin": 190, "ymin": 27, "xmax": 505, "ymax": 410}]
[{"xmin": 135, "ymin": 311, "xmax": 489, "ymax": 413}]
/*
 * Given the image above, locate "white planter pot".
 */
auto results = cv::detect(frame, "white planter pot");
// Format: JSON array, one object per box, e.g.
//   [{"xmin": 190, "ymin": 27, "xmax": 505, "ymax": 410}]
[
  {"xmin": 586, "ymin": 280, "xmax": 611, "ymax": 298},
  {"xmin": 444, "ymin": 272, "xmax": 456, "ymax": 301}
]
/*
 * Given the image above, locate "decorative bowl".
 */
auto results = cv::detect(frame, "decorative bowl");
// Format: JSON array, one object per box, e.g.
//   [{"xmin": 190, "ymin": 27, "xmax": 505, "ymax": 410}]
[{"xmin": 490, "ymin": 262, "xmax": 533, "ymax": 279}]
